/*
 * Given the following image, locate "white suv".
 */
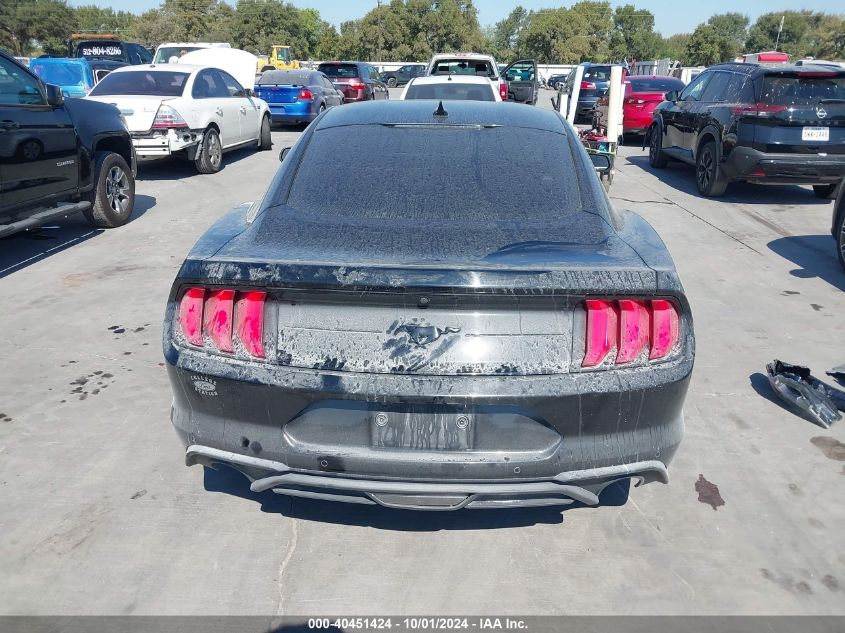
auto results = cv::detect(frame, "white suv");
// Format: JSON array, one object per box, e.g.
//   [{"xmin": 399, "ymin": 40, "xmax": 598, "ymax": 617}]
[
  {"xmin": 426, "ymin": 53, "xmax": 507, "ymax": 101},
  {"xmin": 425, "ymin": 53, "xmax": 538, "ymax": 104}
]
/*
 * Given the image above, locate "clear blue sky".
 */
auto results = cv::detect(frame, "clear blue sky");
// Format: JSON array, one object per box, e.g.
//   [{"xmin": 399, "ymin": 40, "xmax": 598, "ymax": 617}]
[{"xmin": 68, "ymin": 0, "xmax": 845, "ymax": 36}]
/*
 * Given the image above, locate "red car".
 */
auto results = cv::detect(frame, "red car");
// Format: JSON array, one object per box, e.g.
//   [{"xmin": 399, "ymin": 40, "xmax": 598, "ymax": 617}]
[
  {"xmin": 621, "ymin": 75, "xmax": 686, "ymax": 135},
  {"xmin": 596, "ymin": 75, "xmax": 686, "ymax": 137}
]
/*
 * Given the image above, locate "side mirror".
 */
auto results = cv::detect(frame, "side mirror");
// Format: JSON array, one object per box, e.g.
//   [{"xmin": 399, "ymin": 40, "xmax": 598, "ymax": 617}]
[
  {"xmin": 279, "ymin": 146, "xmax": 291, "ymax": 162},
  {"xmin": 589, "ymin": 153, "xmax": 611, "ymax": 173},
  {"xmin": 664, "ymin": 90, "xmax": 678, "ymax": 102},
  {"xmin": 45, "ymin": 83, "xmax": 64, "ymax": 107}
]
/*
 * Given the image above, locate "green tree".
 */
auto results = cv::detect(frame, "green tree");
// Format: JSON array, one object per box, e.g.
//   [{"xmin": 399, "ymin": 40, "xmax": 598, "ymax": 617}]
[
  {"xmin": 570, "ymin": 1, "xmax": 613, "ymax": 62},
  {"xmin": 609, "ymin": 4, "xmax": 660, "ymax": 61},
  {"xmin": 685, "ymin": 24, "xmax": 722, "ymax": 65},
  {"xmin": 745, "ymin": 11, "xmax": 815, "ymax": 58},
  {"xmin": 707, "ymin": 13, "xmax": 748, "ymax": 61},
  {"xmin": 0, "ymin": 0, "xmax": 77, "ymax": 55},
  {"xmin": 492, "ymin": 6, "xmax": 529, "ymax": 60},
  {"xmin": 658, "ymin": 33, "xmax": 690, "ymax": 61},
  {"xmin": 126, "ymin": 8, "xmax": 177, "ymax": 46},
  {"xmin": 809, "ymin": 14, "xmax": 845, "ymax": 59},
  {"xmin": 520, "ymin": 8, "xmax": 591, "ymax": 64}
]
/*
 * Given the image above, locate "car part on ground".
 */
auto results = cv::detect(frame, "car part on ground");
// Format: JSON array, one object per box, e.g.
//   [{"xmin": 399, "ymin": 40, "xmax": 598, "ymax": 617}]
[
  {"xmin": 766, "ymin": 360, "xmax": 845, "ymax": 429},
  {"xmin": 649, "ymin": 62, "xmax": 845, "ymax": 197},
  {"xmin": 163, "ymin": 100, "xmax": 694, "ymax": 512},
  {"xmin": 0, "ymin": 50, "xmax": 136, "ymax": 237}
]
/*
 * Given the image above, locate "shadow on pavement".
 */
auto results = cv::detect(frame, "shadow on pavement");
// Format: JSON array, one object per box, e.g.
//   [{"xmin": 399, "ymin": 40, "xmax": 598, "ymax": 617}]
[
  {"xmin": 624, "ymin": 154, "xmax": 830, "ymax": 206},
  {"xmin": 767, "ymin": 234, "xmax": 845, "ymax": 292},
  {"xmin": 203, "ymin": 464, "xmax": 632, "ymax": 530},
  {"xmin": 136, "ymin": 147, "xmax": 260, "ymax": 181},
  {"xmin": 0, "ymin": 194, "xmax": 156, "ymax": 279}
]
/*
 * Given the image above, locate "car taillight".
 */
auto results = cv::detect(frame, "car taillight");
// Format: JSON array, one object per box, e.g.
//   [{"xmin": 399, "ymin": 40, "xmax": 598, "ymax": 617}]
[
  {"xmin": 730, "ymin": 102, "xmax": 788, "ymax": 117},
  {"xmin": 500, "ymin": 82, "xmax": 508, "ymax": 100},
  {"xmin": 625, "ymin": 98, "xmax": 646, "ymax": 105},
  {"xmin": 582, "ymin": 298, "xmax": 680, "ymax": 368},
  {"xmin": 580, "ymin": 81, "xmax": 596, "ymax": 90},
  {"xmin": 348, "ymin": 82, "xmax": 366, "ymax": 91},
  {"xmin": 152, "ymin": 104, "xmax": 188, "ymax": 129},
  {"xmin": 178, "ymin": 287, "xmax": 266, "ymax": 359},
  {"xmin": 298, "ymin": 88, "xmax": 313, "ymax": 100}
]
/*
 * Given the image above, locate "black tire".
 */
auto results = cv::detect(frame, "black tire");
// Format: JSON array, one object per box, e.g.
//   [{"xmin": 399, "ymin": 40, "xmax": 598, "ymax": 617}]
[
  {"xmin": 648, "ymin": 124, "xmax": 668, "ymax": 168},
  {"xmin": 813, "ymin": 184, "xmax": 838, "ymax": 199},
  {"xmin": 194, "ymin": 128, "xmax": 223, "ymax": 174},
  {"xmin": 835, "ymin": 205, "xmax": 845, "ymax": 272},
  {"xmin": 387, "ymin": 77, "xmax": 397, "ymax": 88},
  {"xmin": 82, "ymin": 151, "xmax": 135, "ymax": 229},
  {"xmin": 695, "ymin": 141, "xmax": 728, "ymax": 197},
  {"xmin": 258, "ymin": 115, "xmax": 272, "ymax": 151}
]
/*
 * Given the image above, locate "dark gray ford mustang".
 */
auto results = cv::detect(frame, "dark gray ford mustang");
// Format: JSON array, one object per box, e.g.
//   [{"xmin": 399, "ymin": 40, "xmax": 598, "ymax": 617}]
[{"xmin": 164, "ymin": 100, "xmax": 694, "ymax": 511}]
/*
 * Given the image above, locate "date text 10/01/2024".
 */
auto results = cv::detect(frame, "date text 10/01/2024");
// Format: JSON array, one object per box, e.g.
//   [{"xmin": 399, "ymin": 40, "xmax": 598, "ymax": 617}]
[{"xmin": 308, "ymin": 618, "xmax": 529, "ymax": 630}]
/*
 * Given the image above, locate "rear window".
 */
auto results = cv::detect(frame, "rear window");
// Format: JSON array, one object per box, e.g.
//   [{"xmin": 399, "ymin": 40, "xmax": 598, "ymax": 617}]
[
  {"xmin": 153, "ymin": 46, "xmax": 203, "ymax": 64},
  {"xmin": 431, "ymin": 59, "xmax": 496, "ymax": 78},
  {"xmin": 282, "ymin": 125, "xmax": 588, "ymax": 225},
  {"xmin": 318, "ymin": 64, "xmax": 359, "ymax": 78},
  {"xmin": 628, "ymin": 77, "xmax": 685, "ymax": 93},
  {"xmin": 405, "ymin": 82, "xmax": 494, "ymax": 101},
  {"xmin": 761, "ymin": 74, "xmax": 845, "ymax": 105},
  {"xmin": 259, "ymin": 71, "xmax": 312, "ymax": 85},
  {"xmin": 89, "ymin": 70, "xmax": 188, "ymax": 96},
  {"xmin": 583, "ymin": 66, "xmax": 611, "ymax": 81}
]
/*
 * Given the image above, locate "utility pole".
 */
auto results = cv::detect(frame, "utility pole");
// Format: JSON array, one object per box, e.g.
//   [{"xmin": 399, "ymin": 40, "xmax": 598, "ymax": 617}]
[
  {"xmin": 377, "ymin": 0, "xmax": 383, "ymax": 63},
  {"xmin": 774, "ymin": 15, "xmax": 784, "ymax": 51}
]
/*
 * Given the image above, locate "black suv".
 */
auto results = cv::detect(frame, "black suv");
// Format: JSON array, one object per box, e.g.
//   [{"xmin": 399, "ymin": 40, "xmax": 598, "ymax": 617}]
[
  {"xmin": 0, "ymin": 51, "xmax": 136, "ymax": 238},
  {"xmin": 648, "ymin": 63, "xmax": 845, "ymax": 197},
  {"xmin": 69, "ymin": 36, "xmax": 153, "ymax": 66},
  {"xmin": 381, "ymin": 64, "xmax": 426, "ymax": 88}
]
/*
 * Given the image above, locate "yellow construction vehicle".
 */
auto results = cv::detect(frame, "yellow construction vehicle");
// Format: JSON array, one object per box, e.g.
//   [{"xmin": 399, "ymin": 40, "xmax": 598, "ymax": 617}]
[{"xmin": 256, "ymin": 45, "xmax": 300, "ymax": 73}]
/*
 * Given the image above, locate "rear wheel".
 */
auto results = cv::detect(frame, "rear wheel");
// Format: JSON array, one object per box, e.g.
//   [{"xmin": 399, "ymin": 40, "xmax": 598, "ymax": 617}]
[
  {"xmin": 836, "ymin": 206, "xmax": 845, "ymax": 272},
  {"xmin": 813, "ymin": 183, "xmax": 838, "ymax": 199},
  {"xmin": 194, "ymin": 128, "xmax": 222, "ymax": 174},
  {"xmin": 696, "ymin": 141, "xmax": 728, "ymax": 197},
  {"xmin": 258, "ymin": 115, "xmax": 272, "ymax": 151},
  {"xmin": 648, "ymin": 124, "xmax": 668, "ymax": 168},
  {"xmin": 82, "ymin": 151, "xmax": 135, "ymax": 229},
  {"xmin": 387, "ymin": 77, "xmax": 397, "ymax": 88}
]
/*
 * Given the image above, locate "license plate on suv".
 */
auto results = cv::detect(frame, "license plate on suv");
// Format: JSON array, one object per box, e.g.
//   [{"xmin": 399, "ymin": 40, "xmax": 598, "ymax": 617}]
[{"xmin": 802, "ymin": 127, "xmax": 829, "ymax": 142}]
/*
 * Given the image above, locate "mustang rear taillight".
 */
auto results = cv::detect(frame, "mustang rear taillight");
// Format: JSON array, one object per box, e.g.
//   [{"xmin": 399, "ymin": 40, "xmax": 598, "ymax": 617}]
[
  {"xmin": 178, "ymin": 287, "xmax": 266, "ymax": 359},
  {"xmin": 582, "ymin": 298, "xmax": 680, "ymax": 368}
]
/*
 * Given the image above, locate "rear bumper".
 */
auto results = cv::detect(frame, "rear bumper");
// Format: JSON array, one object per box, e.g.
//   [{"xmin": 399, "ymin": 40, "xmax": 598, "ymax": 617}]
[
  {"xmin": 131, "ymin": 130, "xmax": 199, "ymax": 158},
  {"xmin": 723, "ymin": 147, "xmax": 845, "ymax": 184},
  {"xmin": 166, "ymin": 342, "xmax": 691, "ymax": 510},
  {"xmin": 623, "ymin": 111, "xmax": 654, "ymax": 134},
  {"xmin": 268, "ymin": 103, "xmax": 314, "ymax": 123},
  {"xmin": 188, "ymin": 444, "xmax": 669, "ymax": 510}
]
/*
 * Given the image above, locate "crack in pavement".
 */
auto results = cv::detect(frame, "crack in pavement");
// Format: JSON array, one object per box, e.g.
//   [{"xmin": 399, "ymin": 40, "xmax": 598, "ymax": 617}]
[{"xmin": 275, "ymin": 500, "xmax": 299, "ymax": 615}]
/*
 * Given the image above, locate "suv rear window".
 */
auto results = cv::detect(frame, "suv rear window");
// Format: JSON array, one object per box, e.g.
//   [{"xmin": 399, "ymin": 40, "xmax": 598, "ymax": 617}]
[
  {"xmin": 583, "ymin": 66, "xmax": 611, "ymax": 81},
  {"xmin": 432, "ymin": 59, "xmax": 496, "ymax": 79},
  {"xmin": 405, "ymin": 82, "xmax": 494, "ymax": 101},
  {"xmin": 282, "ymin": 125, "xmax": 598, "ymax": 231},
  {"xmin": 89, "ymin": 70, "xmax": 188, "ymax": 96},
  {"xmin": 318, "ymin": 64, "xmax": 359, "ymax": 78},
  {"xmin": 761, "ymin": 73, "xmax": 845, "ymax": 105}
]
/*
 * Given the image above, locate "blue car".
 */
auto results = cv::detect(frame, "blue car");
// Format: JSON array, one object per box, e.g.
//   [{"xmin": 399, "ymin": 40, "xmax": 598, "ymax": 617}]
[
  {"xmin": 254, "ymin": 70, "xmax": 344, "ymax": 126},
  {"xmin": 28, "ymin": 57, "xmax": 94, "ymax": 97}
]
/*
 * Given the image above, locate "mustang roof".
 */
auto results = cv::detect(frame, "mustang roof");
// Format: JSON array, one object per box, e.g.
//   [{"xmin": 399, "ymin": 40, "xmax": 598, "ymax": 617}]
[{"xmin": 314, "ymin": 100, "xmax": 568, "ymax": 133}]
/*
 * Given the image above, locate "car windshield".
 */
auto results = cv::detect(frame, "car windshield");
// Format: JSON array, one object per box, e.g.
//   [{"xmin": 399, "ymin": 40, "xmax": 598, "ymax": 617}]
[
  {"xmin": 75, "ymin": 41, "xmax": 124, "ymax": 60},
  {"xmin": 89, "ymin": 70, "xmax": 189, "ymax": 96},
  {"xmin": 318, "ymin": 64, "xmax": 359, "ymax": 78},
  {"xmin": 154, "ymin": 46, "xmax": 203, "ymax": 64},
  {"xmin": 405, "ymin": 82, "xmax": 494, "ymax": 101},
  {"xmin": 432, "ymin": 59, "xmax": 496, "ymax": 78},
  {"xmin": 258, "ymin": 71, "xmax": 311, "ymax": 85},
  {"xmin": 280, "ymin": 125, "xmax": 597, "ymax": 231},
  {"xmin": 30, "ymin": 63, "xmax": 91, "ymax": 90},
  {"xmin": 583, "ymin": 66, "xmax": 612, "ymax": 81},
  {"xmin": 761, "ymin": 74, "xmax": 845, "ymax": 105},
  {"xmin": 629, "ymin": 77, "xmax": 685, "ymax": 92}
]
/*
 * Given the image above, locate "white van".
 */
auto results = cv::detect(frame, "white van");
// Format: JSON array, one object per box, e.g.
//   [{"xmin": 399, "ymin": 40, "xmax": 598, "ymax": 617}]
[{"xmin": 153, "ymin": 42, "xmax": 230, "ymax": 64}]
